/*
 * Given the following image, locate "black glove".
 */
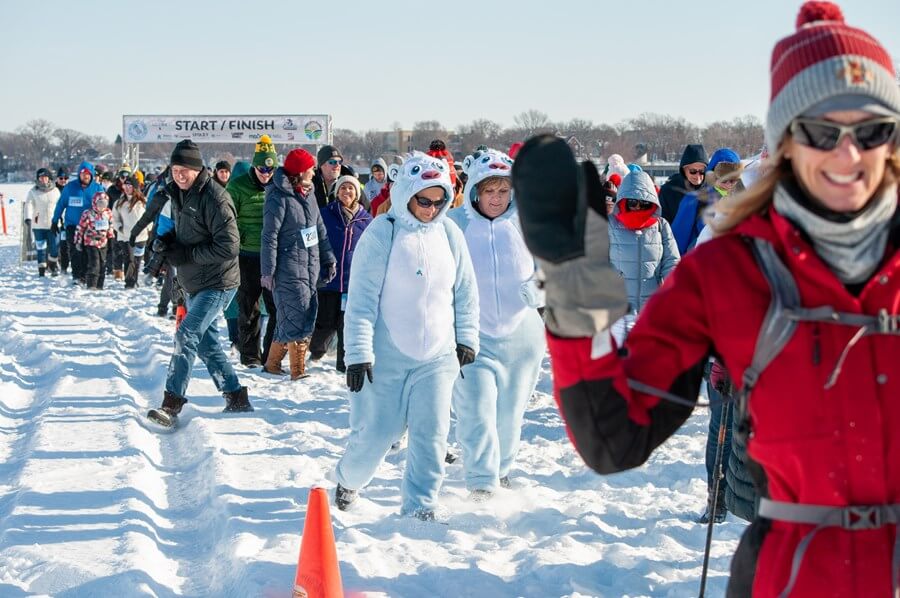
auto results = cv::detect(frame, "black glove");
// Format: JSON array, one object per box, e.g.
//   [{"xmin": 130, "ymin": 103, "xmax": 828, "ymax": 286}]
[
  {"xmin": 346, "ymin": 363, "xmax": 373, "ymax": 392},
  {"xmin": 24, "ymin": 218, "xmax": 31, "ymax": 226},
  {"xmin": 163, "ymin": 242, "xmax": 192, "ymax": 266},
  {"xmin": 456, "ymin": 344, "xmax": 476, "ymax": 378},
  {"xmin": 512, "ymin": 135, "xmax": 628, "ymax": 338},
  {"xmin": 321, "ymin": 262, "xmax": 337, "ymax": 284},
  {"xmin": 50, "ymin": 222, "xmax": 59, "ymax": 236}
]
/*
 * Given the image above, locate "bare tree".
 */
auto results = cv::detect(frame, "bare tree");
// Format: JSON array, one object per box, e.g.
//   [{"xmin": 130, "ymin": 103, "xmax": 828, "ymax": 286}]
[
  {"xmin": 456, "ymin": 119, "xmax": 503, "ymax": 155},
  {"xmin": 513, "ymin": 110, "xmax": 552, "ymax": 138},
  {"xmin": 701, "ymin": 115, "xmax": 765, "ymax": 157},
  {"xmin": 54, "ymin": 128, "xmax": 92, "ymax": 166},
  {"xmin": 626, "ymin": 113, "xmax": 701, "ymax": 162},
  {"xmin": 16, "ymin": 119, "xmax": 56, "ymax": 166},
  {"xmin": 411, "ymin": 120, "xmax": 449, "ymax": 152}
]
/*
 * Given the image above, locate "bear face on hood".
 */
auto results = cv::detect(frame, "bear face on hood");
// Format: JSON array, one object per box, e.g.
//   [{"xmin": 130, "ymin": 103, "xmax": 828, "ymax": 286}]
[
  {"xmin": 461, "ymin": 148, "xmax": 515, "ymax": 221},
  {"xmin": 387, "ymin": 152, "xmax": 455, "ymax": 228}
]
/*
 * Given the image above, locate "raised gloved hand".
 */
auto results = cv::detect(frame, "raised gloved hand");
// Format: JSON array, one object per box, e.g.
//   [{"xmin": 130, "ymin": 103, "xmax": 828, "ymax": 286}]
[
  {"xmin": 512, "ymin": 134, "xmax": 628, "ymax": 339},
  {"xmin": 260, "ymin": 275, "xmax": 274, "ymax": 291},
  {"xmin": 456, "ymin": 344, "xmax": 476, "ymax": 378},
  {"xmin": 321, "ymin": 263, "xmax": 337, "ymax": 284},
  {"xmin": 346, "ymin": 362, "xmax": 373, "ymax": 392}
]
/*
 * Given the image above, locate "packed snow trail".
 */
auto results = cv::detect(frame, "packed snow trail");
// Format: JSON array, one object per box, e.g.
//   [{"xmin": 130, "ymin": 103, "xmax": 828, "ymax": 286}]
[{"xmin": 0, "ymin": 183, "xmax": 744, "ymax": 597}]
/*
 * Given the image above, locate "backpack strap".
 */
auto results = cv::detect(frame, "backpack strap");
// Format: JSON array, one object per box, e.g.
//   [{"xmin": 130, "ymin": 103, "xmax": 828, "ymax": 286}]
[{"xmin": 735, "ymin": 237, "xmax": 803, "ymax": 438}]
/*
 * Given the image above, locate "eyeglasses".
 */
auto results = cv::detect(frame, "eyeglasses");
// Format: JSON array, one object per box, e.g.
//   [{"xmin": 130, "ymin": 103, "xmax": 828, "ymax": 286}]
[
  {"xmin": 686, "ymin": 168, "xmax": 706, "ymax": 176},
  {"xmin": 718, "ymin": 178, "xmax": 739, "ymax": 186},
  {"xmin": 625, "ymin": 199, "xmax": 655, "ymax": 211},
  {"xmin": 790, "ymin": 117, "xmax": 897, "ymax": 151},
  {"xmin": 255, "ymin": 166, "xmax": 275, "ymax": 174},
  {"xmin": 326, "ymin": 159, "xmax": 342, "ymax": 166},
  {"xmin": 413, "ymin": 194, "xmax": 447, "ymax": 209}
]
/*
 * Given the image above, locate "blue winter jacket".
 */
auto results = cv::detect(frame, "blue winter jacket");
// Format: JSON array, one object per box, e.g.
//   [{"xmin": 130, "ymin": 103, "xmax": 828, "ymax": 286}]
[
  {"xmin": 53, "ymin": 161, "xmax": 104, "ymax": 227},
  {"xmin": 321, "ymin": 200, "xmax": 372, "ymax": 294},
  {"xmin": 671, "ymin": 185, "xmax": 717, "ymax": 255},
  {"xmin": 608, "ymin": 172, "xmax": 681, "ymax": 312},
  {"xmin": 261, "ymin": 167, "xmax": 336, "ymax": 342}
]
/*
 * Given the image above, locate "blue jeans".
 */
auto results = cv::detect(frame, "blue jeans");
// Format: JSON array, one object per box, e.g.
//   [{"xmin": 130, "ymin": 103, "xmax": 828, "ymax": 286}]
[
  {"xmin": 705, "ymin": 380, "xmax": 733, "ymax": 490},
  {"xmin": 32, "ymin": 228, "xmax": 59, "ymax": 265},
  {"xmin": 165, "ymin": 288, "xmax": 241, "ymax": 398}
]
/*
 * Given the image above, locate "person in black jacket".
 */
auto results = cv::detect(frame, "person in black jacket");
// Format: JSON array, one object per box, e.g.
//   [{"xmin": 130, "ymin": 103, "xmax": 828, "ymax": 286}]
[
  {"xmin": 312, "ymin": 145, "xmax": 354, "ymax": 208},
  {"xmin": 658, "ymin": 144, "xmax": 708, "ymax": 224},
  {"xmin": 149, "ymin": 140, "xmax": 251, "ymax": 427}
]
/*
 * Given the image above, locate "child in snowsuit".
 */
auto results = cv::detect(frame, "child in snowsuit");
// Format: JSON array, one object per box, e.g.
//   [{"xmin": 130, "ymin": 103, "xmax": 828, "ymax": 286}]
[
  {"xmin": 447, "ymin": 148, "xmax": 546, "ymax": 497},
  {"xmin": 334, "ymin": 152, "xmax": 479, "ymax": 520},
  {"xmin": 74, "ymin": 191, "xmax": 115, "ymax": 290}
]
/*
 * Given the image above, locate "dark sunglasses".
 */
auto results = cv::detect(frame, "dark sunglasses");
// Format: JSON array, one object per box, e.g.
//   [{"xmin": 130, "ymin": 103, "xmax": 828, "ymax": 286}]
[
  {"xmin": 625, "ymin": 199, "xmax": 655, "ymax": 211},
  {"xmin": 326, "ymin": 159, "xmax": 342, "ymax": 166},
  {"xmin": 790, "ymin": 117, "xmax": 897, "ymax": 152},
  {"xmin": 414, "ymin": 194, "xmax": 447, "ymax": 209},
  {"xmin": 686, "ymin": 168, "xmax": 706, "ymax": 176},
  {"xmin": 255, "ymin": 165, "xmax": 275, "ymax": 174}
]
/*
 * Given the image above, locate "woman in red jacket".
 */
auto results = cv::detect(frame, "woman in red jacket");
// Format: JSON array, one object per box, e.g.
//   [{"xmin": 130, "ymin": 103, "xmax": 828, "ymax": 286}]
[{"xmin": 513, "ymin": 3, "xmax": 900, "ymax": 596}]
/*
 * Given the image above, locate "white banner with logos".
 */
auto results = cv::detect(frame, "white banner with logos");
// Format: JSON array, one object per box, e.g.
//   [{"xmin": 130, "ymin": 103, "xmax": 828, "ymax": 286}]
[{"xmin": 122, "ymin": 115, "xmax": 331, "ymax": 145}]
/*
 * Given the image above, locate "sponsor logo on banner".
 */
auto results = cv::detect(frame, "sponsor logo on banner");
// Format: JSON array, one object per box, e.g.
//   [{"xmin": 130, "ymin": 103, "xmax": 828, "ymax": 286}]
[
  {"xmin": 287, "ymin": 133, "xmax": 295, "ymax": 141},
  {"xmin": 304, "ymin": 120, "xmax": 323, "ymax": 141},
  {"xmin": 127, "ymin": 120, "xmax": 149, "ymax": 141},
  {"xmin": 283, "ymin": 118, "xmax": 298, "ymax": 131},
  {"xmin": 232, "ymin": 132, "xmax": 244, "ymax": 139}
]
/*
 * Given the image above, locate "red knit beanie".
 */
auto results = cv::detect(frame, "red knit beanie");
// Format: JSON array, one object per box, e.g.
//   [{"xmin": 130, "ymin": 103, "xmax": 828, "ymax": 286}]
[
  {"xmin": 766, "ymin": 1, "xmax": 900, "ymax": 149},
  {"xmin": 283, "ymin": 149, "xmax": 316, "ymax": 177}
]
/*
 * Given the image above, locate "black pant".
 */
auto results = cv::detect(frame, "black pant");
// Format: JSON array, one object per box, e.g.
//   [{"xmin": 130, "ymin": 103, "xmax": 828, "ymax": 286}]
[
  {"xmin": 66, "ymin": 225, "xmax": 87, "ymax": 281},
  {"xmin": 59, "ymin": 229, "xmax": 69, "ymax": 272},
  {"xmin": 124, "ymin": 241, "xmax": 145, "ymax": 288},
  {"xmin": 113, "ymin": 240, "xmax": 130, "ymax": 272},
  {"xmin": 106, "ymin": 233, "xmax": 117, "ymax": 274},
  {"xmin": 310, "ymin": 290, "xmax": 345, "ymax": 370},
  {"xmin": 84, "ymin": 245, "xmax": 108, "ymax": 289},
  {"xmin": 237, "ymin": 254, "xmax": 277, "ymax": 362},
  {"xmin": 158, "ymin": 266, "xmax": 176, "ymax": 313}
]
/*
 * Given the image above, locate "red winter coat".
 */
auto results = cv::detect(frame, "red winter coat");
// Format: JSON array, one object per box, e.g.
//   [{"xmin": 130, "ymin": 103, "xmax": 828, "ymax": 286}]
[{"xmin": 548, "ymin": 205, "xmax": 900, "ymax": 597}]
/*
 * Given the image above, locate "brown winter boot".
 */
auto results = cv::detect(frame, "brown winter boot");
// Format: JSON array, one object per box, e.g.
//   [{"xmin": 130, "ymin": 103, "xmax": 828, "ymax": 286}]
[
  {"xmin": 264, "ymin": 341, "xmax": 288, "ymax": 375},
  {"xmin": 288, "ymin": 339, "xmax": 310, "ymax": 380},
  {"xmin": 114, "ymin": 269, "xmax": 125, "ymax": 281}
]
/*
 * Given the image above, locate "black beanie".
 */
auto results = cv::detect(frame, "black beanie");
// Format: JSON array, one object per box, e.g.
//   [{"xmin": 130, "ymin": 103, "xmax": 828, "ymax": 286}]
[
  {"xmin": 170, "ymin": 140, "xmax": 204, "ymax": 171},
  {"xmin": 316, "ymin": 145, "xmax": 342, "ymax": 166},
  {"xmin": 214, "ymin": 160, "xmax": 231, "ymax": 172}
]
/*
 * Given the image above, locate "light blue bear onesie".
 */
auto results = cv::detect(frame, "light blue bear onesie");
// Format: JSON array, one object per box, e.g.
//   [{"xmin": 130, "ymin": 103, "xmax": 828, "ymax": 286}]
[
  {"xmin": 335, "ymin": 152, "xmax": 479, "ymax": 516},
  {"xmin": 447, "ymin": 148, "xmax": 546, "ymax": 492}
]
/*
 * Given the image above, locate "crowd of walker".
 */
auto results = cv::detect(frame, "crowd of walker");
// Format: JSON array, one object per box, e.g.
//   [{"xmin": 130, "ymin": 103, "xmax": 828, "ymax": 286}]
[{"xmin": 13, "ymin": 1, "xmax": 900, "ymax": 594}]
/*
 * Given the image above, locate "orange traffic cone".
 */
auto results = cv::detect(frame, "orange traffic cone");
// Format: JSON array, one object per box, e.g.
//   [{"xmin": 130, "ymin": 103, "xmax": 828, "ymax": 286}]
[{"xmin": 292, "ymin": 487, "xmax": 343, "ymax": 598}]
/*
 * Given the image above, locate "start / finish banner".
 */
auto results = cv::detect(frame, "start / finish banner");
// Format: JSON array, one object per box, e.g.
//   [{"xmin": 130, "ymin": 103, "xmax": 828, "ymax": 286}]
[{"xmin": 122, "ymin": 114, "xmax": 331, "ymax": 145}]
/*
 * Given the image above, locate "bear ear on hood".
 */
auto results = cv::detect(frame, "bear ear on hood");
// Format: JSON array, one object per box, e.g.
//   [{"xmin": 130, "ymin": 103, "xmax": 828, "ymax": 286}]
[{"xmin": 387, "ymin": 163, "xmax": 402, "ymax": 182}]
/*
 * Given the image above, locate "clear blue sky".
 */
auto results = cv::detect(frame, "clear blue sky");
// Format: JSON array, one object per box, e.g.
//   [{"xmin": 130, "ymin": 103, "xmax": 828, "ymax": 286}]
[{"xmin": 2, "ymin": 0, "xmax": 898, "ymax": 140}]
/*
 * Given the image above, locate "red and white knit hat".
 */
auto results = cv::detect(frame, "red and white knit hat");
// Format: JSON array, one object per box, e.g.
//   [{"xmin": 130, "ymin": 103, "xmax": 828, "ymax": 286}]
[{"xmin": 766, "ymin": 1, "xmax": 900, "ymax": 150}]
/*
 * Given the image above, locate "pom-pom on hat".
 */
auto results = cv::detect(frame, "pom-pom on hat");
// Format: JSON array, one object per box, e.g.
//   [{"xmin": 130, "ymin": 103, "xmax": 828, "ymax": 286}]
[
  {"xmin": 283, "ymin": 148, "xmax": 316, "ymax": 177},
  {"xmin": 252, "ymin": 135, "xmax": 278, "ymax": 169},
  {"xmin": 766, "ymin": 1, "xmax": 900, "ymax": 150}
]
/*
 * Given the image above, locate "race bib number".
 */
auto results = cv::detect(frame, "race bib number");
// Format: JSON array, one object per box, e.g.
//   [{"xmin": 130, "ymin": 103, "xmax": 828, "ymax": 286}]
[
  {"xmin": 341, "ymin": 293, "xmax": 348, "ymax": 312},
  {"xmin": 68, "ymin": 196, "xmax": 84, "ymax": 208},
  {"xmin": 94, "ymin": 218, "xmax": 110, "ymax": 231},
  {"xmin": 133, "ymin": 246, "xmax": 145, "ymax": 257},
  {"xmin": 301, "ymin": 226, "xmax": 318, "ymax": 248}
]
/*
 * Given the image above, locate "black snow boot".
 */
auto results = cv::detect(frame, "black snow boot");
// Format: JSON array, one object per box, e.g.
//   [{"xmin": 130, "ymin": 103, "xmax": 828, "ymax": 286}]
[
  {"xmin": 223, "ymin": 386, "xmax": 254, "ymax": 413},
  {"xmin": 148, "ymin": 391, "xmax": 188, "ymax": 428},
  {"xmin": 49, "ymin": 261, "xmax": 59, "ymax": 276},
  {"xmin": 335, "ymin": 484, "xmax": 357, "ymax": 511},
  {"xmin": 698, "ymin": 491, "xmax": 727, "ymax": 524},
  {"xmin": 38, "ymin": 265, "xmax": 46, "ymax": 277}
]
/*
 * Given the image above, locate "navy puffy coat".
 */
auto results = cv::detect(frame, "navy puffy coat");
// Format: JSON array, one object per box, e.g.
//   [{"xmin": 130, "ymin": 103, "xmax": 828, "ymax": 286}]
[{"xmin": 261, "ymin": 168, "xmax": 336, "ymax": 342}]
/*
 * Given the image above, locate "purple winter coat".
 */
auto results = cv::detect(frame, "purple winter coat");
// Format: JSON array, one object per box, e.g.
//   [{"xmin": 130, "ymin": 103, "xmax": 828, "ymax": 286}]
[{"xmin": 320, "ymin": 200, "xmax": 373, "ymax": 293}]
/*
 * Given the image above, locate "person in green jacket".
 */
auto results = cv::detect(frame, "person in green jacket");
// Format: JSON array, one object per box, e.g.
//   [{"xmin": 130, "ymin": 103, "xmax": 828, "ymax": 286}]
[{"xmin": 226, "ymin": 136, "xmax": 279, "ymax": 367}]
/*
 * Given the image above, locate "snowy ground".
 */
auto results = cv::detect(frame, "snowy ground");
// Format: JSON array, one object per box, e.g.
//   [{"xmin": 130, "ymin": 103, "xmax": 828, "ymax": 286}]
[{"xmin": 0, "ymin": 183, "xmax": 745, "ymax": 597}]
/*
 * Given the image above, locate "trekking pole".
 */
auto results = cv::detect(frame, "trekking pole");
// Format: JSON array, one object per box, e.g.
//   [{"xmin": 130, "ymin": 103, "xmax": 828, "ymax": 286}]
[{"xmin": 699, "ymin": 399, "xmax": 732, "ymax": 597}]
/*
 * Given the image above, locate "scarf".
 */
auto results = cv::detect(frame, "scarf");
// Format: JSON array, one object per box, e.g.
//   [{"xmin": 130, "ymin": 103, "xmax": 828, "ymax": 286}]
[
  {"xmin": 36, "ymin": 180, "xmax": 54, "ymax": 192},
  {"xmin": 615, "ymin": 202, "xmax": 658, "ymax": 230},
  {"xmin": 340, "ymin": 201, "xmax": 359, "ymax": 223},
  {"xmin": 773, "ymin": 182, "xmax": 897, "ymax": 284}
]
